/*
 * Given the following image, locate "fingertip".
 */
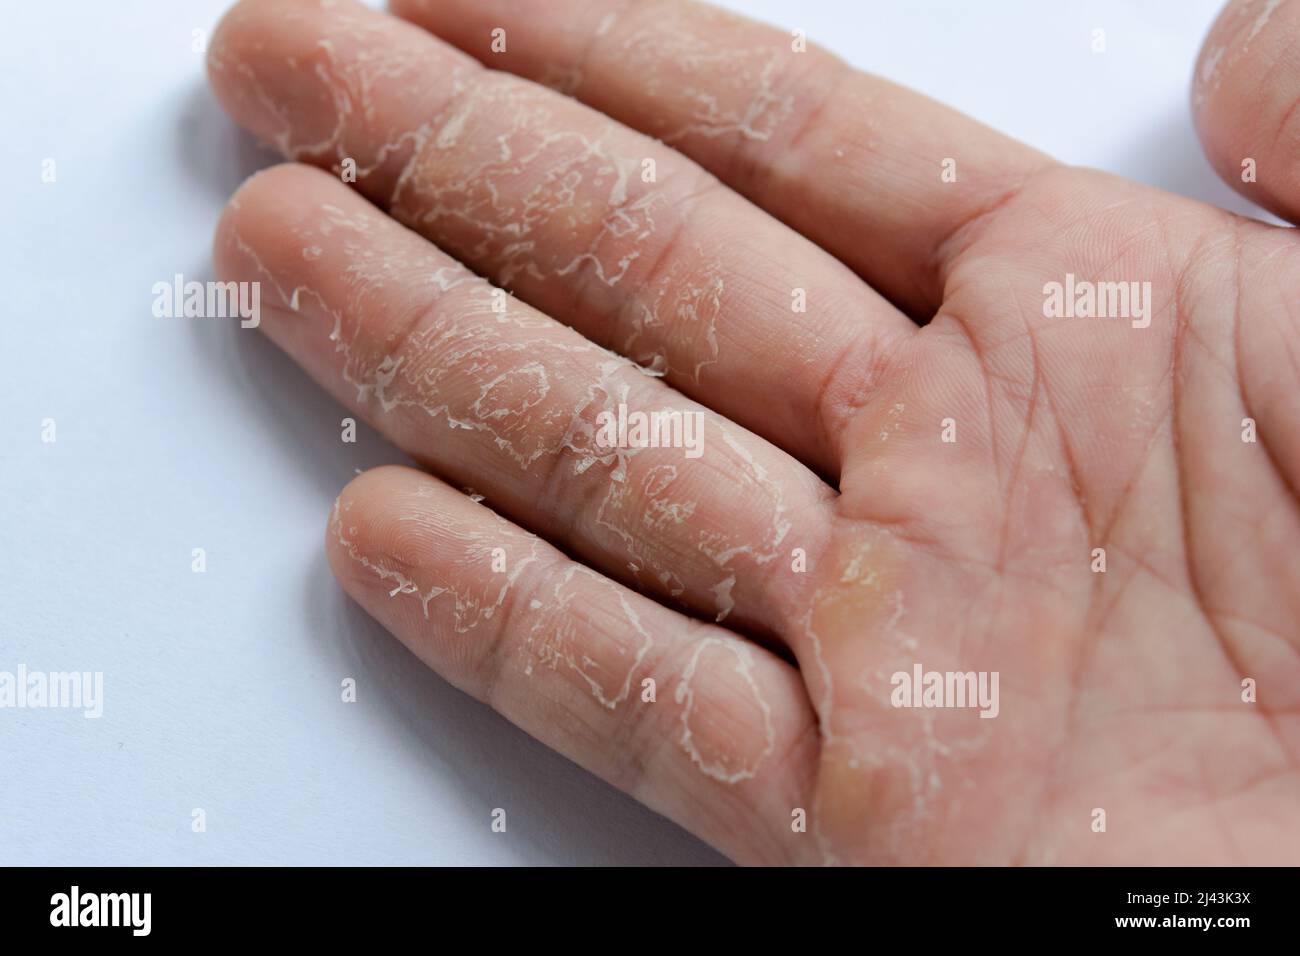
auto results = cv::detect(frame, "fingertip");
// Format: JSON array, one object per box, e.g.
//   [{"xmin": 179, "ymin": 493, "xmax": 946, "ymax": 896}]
[
  {"xmin": 1193, "ymin": 0, "xmax": 1300, "ymax": 221},
  {"xmin": 325, "ymin": 465, "xmax": 435, "ymax": 594},
  {"xmin": 335, "ymin": 464, "xmax": 431, "ymax": 510},
  {"xmin": 206, "ymin": 0, "xmax": 279, "ymax": 128},
  {"xmin": 211, "ymin": 163, "xmax": 336, "ymax": 286},
  {"xmin": 207, "ymin": 0, "xmax": 373, "ymax": 157}
]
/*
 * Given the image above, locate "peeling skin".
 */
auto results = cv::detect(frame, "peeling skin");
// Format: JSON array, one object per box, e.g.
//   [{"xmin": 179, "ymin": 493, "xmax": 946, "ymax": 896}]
[
  {"xmin": 331, "ymin": 497, "xmax": 446, "ymax": 616},
  {"xmin": 1195, "ymin": 0, "xmax": 1282, "ymax": 105},
  {"xmin": 666, "ymin": 51, "xmax": 794, "ymax": 144},
  {"xmin": 384, "ymin": 71, "xmax": 730, "ymax": 390},
  {"xmin": 221, "ymin": 169, "xmax": 809, "ymax": 628},
  {"xmin": 798, "ymin": 520, "xmax": 1017, "ymax": 864},
  {"xmin": 208, "ymin": 0, "xmax": 1300, "ymax": 869},
  {"xmin": 210, "ymin": 3, "xmax": 477, "ymax": 184},
  {"xmin": 1246, "ymin": 0, "xmax": 1284, "ymax": 45},
  {"xmin": 330, "ymin": 495, "xmax": 542, "ymax": 631},
  {"xmin": 674, "ymin": 638, "xmax": 776, "ymax": 783},
  {"xmin": 614, "ymin": 10, "xmax": 796, "ymax": 144},
  {"xmin": 619, "ymin": 249, "xmax": 724, "ymax": 383},
  {"xmin": 229, "ymin": 198, "xmax": 612, "ymax": 470},
  {"xmin": 389, "ymin": 78, "xmax": 675, "ymax": 295},
  {"xmin": 795, "ymin": 530, "xmax": 915, "ymax": 863},
  {"xmin": 210, "ymin": 0, "xmax": 874, "ymax": 489},
  {"xmin": 523, "ymin": 565, "xmax": 653, "ymax": 710},
  {"xmin": 208, "ymin": 0, "xmax": 748, "ymax": 409},
  {"xmin": 588, "ymin": 412, "xmax": 795, "ymax": 622}
]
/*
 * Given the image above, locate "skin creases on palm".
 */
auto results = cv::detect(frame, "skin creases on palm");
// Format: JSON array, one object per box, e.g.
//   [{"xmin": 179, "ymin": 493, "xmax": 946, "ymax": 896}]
[{"xmin": 207, "ymin": 0, "xmax": 1300, "ymax": 864}]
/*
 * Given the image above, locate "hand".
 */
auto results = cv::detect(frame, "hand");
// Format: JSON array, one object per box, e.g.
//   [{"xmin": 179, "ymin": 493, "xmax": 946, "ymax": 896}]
[{"xmin": 207, "ymin": 0, "xmax": 1300, "ymax": 864}]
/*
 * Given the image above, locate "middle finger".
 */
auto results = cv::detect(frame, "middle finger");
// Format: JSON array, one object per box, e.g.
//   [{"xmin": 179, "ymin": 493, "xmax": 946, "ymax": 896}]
[{"xmin": 214, "ymin": 163, "xmax": 834, "ymax": 636}]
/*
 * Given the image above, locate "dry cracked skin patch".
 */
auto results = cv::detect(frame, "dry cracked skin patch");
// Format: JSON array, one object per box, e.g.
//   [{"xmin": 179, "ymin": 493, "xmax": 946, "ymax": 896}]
[
  {"xmin": 330, "ymin": 480, "xmax": 786, "ymax": 791},
  {"xmin": 796, "ymin": 526, "xmax": 1011, "ymax": 864},
  {"xmin": 375, "ymin": 79, "xmax": 732, "ymax": 389},
  {"xmin": 209, "ymin": 0, "xmax": 774, "ymax": 400},
  {"xmin": 537, "ymin": 1, "xmax": 800, "ymax": 145},
  {"xmin": 209, "ymin": 1, "xmax": 822, "ymax": 808},
  {"xmin": 224, "ymin": 176, "xmax": 805, "ymax": 628},
  {"xmin": 1195, "ymin": 0, "xmax": 1284, "ymax": 105},
  {"xmin": 331, "ymin": 484, "xmax": 650, "ymax": 713},
  {"xmin": 330, "ymin": 494, "xmax": 544, "ymax": 632},
  {"xmin": 674, "ymin": 637, "xmax": 776, "ymax": 783},
  {"xmin": 522, "ymin": 564, "xmax": 653, "ymax": 710}
]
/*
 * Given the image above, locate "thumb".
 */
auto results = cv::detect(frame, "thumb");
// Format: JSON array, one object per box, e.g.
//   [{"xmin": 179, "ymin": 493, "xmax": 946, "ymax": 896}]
[{"xmin": 1194, "ymin": 0, "xmax": 1300, "ymax": 223}]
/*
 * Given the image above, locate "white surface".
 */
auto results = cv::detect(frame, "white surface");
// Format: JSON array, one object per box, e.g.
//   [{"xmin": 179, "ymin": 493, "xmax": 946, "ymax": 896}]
[{"xmin": 0, "ymin": 0, "xmax": 1264, "ymax": 865}]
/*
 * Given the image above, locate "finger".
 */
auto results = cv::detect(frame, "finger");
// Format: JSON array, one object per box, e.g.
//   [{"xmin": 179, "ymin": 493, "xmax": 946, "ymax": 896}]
[
  {"xmin": 214, "ymin": 163, "xmax": 831, "ymax": 636},
  {"xmin": 330, "ymin": 465, "xmax": 818, "ymax": 864},
  {"xmin": 1194, "ymin": 0, "xmax": 1300, "ymax": 223},
  {"xmin": 389, "ymin": 0, "xmax": 1056, "ymax": 317},
  {"xmin": 207, "ymin": 0, "xmax": 913, "ymax": 477}
]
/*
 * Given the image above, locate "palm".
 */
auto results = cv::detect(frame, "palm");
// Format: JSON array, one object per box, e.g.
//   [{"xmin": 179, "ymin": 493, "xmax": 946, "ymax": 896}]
[
  {"xmin": 819, "ymin": 171, "xmax": 1300, "ymax": 863},
  {"xmin": 209, "ymin": 0, "xmax": 1300, "ymax": 864}
]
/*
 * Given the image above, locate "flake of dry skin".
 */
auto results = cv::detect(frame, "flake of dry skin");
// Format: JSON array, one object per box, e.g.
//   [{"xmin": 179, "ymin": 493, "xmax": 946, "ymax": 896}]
[
  {"xmin": 226, "ymin": 189, "xmax": 334, "ymax": 316},
  {"xmin": 1195, "ymin": 0, "xmax": 1281, "ymax": 106},
  {"xmin": 640, "ymin": 463, "xmax": 695, "ymax": 597},
  {"xmin": 576, "ymin": 369, "xmax": 699, "ymax": 599},
  {"xmin": 619, "ymin": 249, "xmax": 724, "ymax": 383},
  {"xmin": 583, "ymin": 412, "xmax": 793, "ymax": 622},
  {"xmin": 710, "ymin": 576, "xmax": 737, "ymax": 620},
  {"xmin": 330, "ymin": 497, "xmax": 445, "ymax": 617},
  {"xmin": 208, "ymin": 54, "xmax": 296, "ymax": 157},
  {"xmin": 384, "ymin": 79, "xmax": 673, "ymax": 296},
  {"xmin": 242, "ymin": 200, "xmax": 630, "ymax": 472},
  {"xmin": 212, "ymin": 0, "xmax": 502, "ymax": 217},
  {"xmin": 330, "ymin": 497, "xmax": 543, "ymax": 631},
  {"xmin": 673, "ymin": 638, "xmax": 775, "ymax": 783},
  {"xmin": 593, "ymin": 10, "xmax": 622, "ymax": 40},
  {"xmin": 878, "ymin": 402, "xmax": 906, "ymax": 443},
  {"xmin": 1246, "ymin": 0, "xmax": 1284, "ymax": 45},
  {"xmin": 216, "ymin": 4, "xmax": 732, "ymax": 397},
  {"xmin": 696, "ymin": 429, "xmax": 791, "ymax": 620},
  {"xmin": 807, "ymin": 529, "xmax": 997, "ymax": 861},
  {"xmin": 796, "ymin": 534, "xmax": 908, "ymax": 862},
  {"xmin": 448, "ymin": 526, "xmax": 544, "ymax": 633},
  {"xmin": 235, "ymin": 186, "xmax": 773, "ymax": 626},
  {"xmin": 617, "ymin": 13, "xmax": 795, "ymax": 144},
  {"xmin": 522, "ymin": 565, "xmax": 653, "ymax": 709}
]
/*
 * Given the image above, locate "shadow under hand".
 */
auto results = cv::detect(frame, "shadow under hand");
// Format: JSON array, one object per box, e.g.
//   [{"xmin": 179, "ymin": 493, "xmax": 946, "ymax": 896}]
[{"xmin": 177, "ymin": 81, "xmax": 279, "ymax": 200}]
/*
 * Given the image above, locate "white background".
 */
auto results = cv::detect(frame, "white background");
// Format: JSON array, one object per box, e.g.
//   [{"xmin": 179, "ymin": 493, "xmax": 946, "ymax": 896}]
[{"xmin": 0, "ymin": 0, "xmax": 1268, "ymax": 865}]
